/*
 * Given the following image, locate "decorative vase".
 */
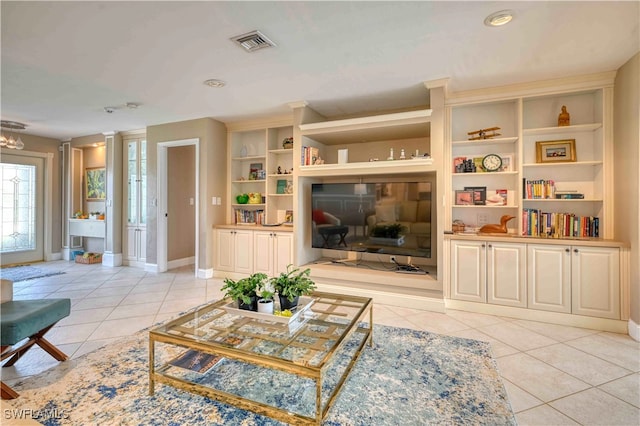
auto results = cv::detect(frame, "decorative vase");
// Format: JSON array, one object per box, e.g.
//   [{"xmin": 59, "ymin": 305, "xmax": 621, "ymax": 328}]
[
  {"xmin": 248, "ymin": 192, "xmax": 262, "ymax": 204},
  {"xmin": 240, "ymin": 145, "xmax": 248, "ymax": 157},
  {"xmin": 257, "ymin": 299, "xmax": 274, "ymax": 314},
  {"xmin": 238, "ymin": 296, "xmax": 257, "ymax": 311},
  {"xmin": 236, "ymin": 193, "xmax": 249, "ymax": 204},
  {"xmin": 278, "ymin": 295, "xmax": 299, "ymax": 310}
]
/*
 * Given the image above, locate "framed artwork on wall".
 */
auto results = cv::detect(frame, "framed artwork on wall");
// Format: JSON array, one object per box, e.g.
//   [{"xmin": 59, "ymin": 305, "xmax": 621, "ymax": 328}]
[
  {"xmin": 85, "ymin": 167, "xmax": 106, "ymax": 200},
  {"xmin": 536, "ymin": 139, "xmax": 576, "ymax": 163}
]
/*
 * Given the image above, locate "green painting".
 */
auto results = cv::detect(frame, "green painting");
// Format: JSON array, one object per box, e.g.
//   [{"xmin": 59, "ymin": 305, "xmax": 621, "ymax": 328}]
[{"xmin": 85, "ymin": 167, "xmax": 106, "ymax": 200}]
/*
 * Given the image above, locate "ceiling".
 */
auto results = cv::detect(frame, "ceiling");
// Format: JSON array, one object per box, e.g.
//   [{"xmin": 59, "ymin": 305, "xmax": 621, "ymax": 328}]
[{"xmin": 1, "ymin": 1, "xmax": 638, "ymax": 141}]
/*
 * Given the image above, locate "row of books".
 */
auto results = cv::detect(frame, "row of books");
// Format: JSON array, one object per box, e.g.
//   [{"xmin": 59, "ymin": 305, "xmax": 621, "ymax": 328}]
[
  {"xmin": 522, "ymin": 209, "xmax": 599, "ymax": 238},
  {"xmin": 523, "ymin": 178, "xmax": 585, "ymax": 199},
  {"xmin": 235, "ymin": 209, "xmax": 265, "ymax": 225},
  {"xmin": 301, "ymin": 146, "xmax": 320, "ymax": 166},
  {"xmin": 523, "ymin": 179, "xmax": 556, "ymax": 199}
]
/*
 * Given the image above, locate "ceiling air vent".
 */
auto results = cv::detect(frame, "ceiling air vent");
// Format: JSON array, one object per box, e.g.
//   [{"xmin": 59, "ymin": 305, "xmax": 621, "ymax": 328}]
[{"xmin": 231, "ymin": 30, "xmax": 276, "ymax": 52}]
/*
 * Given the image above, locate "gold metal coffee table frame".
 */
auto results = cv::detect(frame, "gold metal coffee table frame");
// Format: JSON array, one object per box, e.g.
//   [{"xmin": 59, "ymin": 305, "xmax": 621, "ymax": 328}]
[{"xmin": 149, "ymin": 291, "xmax": 373, "ymax": 425}]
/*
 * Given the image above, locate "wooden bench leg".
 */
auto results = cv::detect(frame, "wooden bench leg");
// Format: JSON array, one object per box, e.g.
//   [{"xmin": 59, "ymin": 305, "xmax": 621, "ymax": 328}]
[
  {"xmin": 2, "ymin": 324, "xmax": 67, "ymax": 367},
  {"xmin": 1, "ymin": 381, "xmax": 19, "ymax": 399}
]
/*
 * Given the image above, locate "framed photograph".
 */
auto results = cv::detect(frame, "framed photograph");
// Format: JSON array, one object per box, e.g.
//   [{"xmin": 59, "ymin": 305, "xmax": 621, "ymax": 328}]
[
  {"xmin": 455, "ymin": 190, "xmax": 474, "ymax": 205},
  {"xmin": 85, "ymin": 167, "xmax": 106, "ymax": 200},
  {"xmin": 464, "ymin": 186, "xmax": 487, "ymax": 205},
  {"xmin": 499, "ymin": 154, "xmax": 514, "ymax": 172},
  {"xmin": 249, "ymin": 162, "xmax": 263, "ymax": 180},
  {"xmin": 536, "ymin": 139, "xmax": 576, "ymax": 163}
]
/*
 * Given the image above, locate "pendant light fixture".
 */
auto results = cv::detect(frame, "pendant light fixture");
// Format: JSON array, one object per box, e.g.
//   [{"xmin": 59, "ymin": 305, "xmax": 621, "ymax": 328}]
[{"xmin": 0, "ymin": 121, "xmax": 27, "ymax": 150}]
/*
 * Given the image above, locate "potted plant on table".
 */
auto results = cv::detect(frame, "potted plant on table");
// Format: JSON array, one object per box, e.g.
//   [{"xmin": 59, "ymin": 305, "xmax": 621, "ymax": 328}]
[
  {"xmin": 272, "ymin": 265, "xmax": 317, "ymax": 310},
  {"xmin": 256, "ymin": 280, "xmax": 276, "ymax": 314},
  {"xmin": 221, "ymin": 272, "xmax": 268, "ymax": 311}
]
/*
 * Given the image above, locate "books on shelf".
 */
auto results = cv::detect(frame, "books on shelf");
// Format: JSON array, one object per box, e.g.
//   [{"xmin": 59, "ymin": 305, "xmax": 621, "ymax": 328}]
[
  {"xmin": 522, "ymin": 208, "xmax": 599, "ymax": 238},
  {"xmin": 301, "ymin": 146, "xmax": 320, "ymax": 165},
  {"xmin": 235, "ymin": 209, "xmax": 264, "ymax": 225},
  {"xmin": 276, "ymin": 179, "xmax": 286, "ymax": 194},
  {"xmin": 523, "ymin": 178, "xmax": 556, "ymax": 199}
]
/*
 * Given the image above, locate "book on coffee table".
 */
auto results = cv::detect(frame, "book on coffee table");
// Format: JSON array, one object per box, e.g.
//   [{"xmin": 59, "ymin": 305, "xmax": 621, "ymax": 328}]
[{"xmin": 169, "ymin": 349, "xmax": 222, "ymax": 374}]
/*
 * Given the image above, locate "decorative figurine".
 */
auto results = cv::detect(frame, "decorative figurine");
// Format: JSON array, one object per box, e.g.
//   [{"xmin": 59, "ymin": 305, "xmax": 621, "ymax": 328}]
[
  {"xmin": 558, "ymin": 105, "xmax": 570, "ymax": 126},
  {"xmin": 479, "ymin": 215, "xmax": 515, "ymax": 233},
  {"xmin": 277, "ymin": 166, "xmax": 282, "ymax": 174},
  {"xmin": 314, "ymin": 156, "xmax": 324, "ymax": 165},
  {"xmin": 468, "ymin": 127, "xmax": 501, "ymax": 140}
]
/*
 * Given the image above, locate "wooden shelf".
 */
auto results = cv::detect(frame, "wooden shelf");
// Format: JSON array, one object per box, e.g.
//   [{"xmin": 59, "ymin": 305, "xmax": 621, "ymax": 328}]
[
  {"xmin": 452, "ymin": 136, "xmax": 518, "ymax": 147},
  {"xmin": 298, "ymin": 158, "xmax": 434, "ymax": 177},
  {"xmin": 452, "ymin": 171, "xmax": 518, "ymax": 177},
  {"xmin": 231, "ymin": 155, "xmax": 266, "ymax": 161},
  {"xmin": 522, "ymin": 161, "xmax": 603, "ymax": 168},
  {"xmin": 453, "ymin": 205, "xmax": 518, "ymax": 208},
  {"xmin": 523, "ymin": 123, "xmax": 602, "ymax": 136},
  {"xmin": 523, "ymin": 198, "xmax": 603, "ymax": 202}
]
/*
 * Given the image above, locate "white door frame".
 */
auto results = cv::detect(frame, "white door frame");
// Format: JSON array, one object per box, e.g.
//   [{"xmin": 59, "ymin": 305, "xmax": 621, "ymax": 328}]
[{"xmin": 157, "ymin": 139, "xmax": 199, "ymax": 274}]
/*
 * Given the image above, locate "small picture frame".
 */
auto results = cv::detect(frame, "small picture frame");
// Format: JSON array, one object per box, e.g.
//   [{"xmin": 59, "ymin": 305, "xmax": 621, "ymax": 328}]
[
  {"xmin": 464, "ymin": 186, "xmax": 487, "ymax": 205},
  {"xmin": 536, "ymin": 139, "xmax": 576, "ymax": 163},
  {"xmin": 499, "ymin": 154, "xmax": 513, "ymax": 172},
  {"xmin": 249, "ymin": 162, "xmax": 263, "ymax": 180},
  {"xmin": 455, "ymin": 190, "xmax": 474, "ymax": 205},
  {"xmin": 85, "ymin": 167, "xmax": 106, "ymax": 200}
]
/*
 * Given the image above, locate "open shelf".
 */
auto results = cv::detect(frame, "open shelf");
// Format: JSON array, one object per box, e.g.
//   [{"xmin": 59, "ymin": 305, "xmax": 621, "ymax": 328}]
[
  {"xmin": 451, "ymin": 136, "xmax": 518, "ymax": 147},
  {"xmin": 523, "ymin": 123, "xmax": 602, "ymax": 136},
  {"xmin": 298, "ymin": 158, "xmax": 434, "ymax": 177}
]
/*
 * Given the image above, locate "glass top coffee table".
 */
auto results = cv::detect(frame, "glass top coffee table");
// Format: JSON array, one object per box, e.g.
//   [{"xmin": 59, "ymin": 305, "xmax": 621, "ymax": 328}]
[{"xmin": 149, "ymin": 291, "xmax": 373, "ymax": 425}]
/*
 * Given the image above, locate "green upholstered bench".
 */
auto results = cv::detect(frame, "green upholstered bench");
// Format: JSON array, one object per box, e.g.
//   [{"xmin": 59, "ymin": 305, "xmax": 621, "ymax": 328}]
[{"xmin": 1, "ymin": 298, "xmax": 71, "ymax": 399}]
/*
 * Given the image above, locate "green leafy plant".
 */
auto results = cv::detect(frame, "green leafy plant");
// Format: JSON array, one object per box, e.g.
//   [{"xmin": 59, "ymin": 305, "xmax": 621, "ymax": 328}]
[
  {"xmin": 257, "ymin": 279, "xmax": 275, "ymax": 301},
  {"xmin": 370, "ymin": 223, "xmax": 406, "ymax": 239},
  {"xmin": 271, "ymin": 265, "xmax": 316, "ymax": 302},
  {"xmin": 221, "ymin": 272, "xmax": 267, "ymax": 305}
]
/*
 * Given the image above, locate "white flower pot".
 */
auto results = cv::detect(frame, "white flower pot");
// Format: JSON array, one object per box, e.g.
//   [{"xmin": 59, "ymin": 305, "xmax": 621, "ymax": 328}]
[{"xmin": 257, "ymin": 299, "xmax": 274, "ymax": 314}]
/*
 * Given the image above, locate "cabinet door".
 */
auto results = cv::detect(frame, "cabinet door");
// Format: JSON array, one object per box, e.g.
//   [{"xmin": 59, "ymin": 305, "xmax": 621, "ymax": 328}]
[
  {"xmin": 233, "ymin": 230, "xmax": 254, "ymax": 274},
  {"xmin": 126, "ymin": 226, "xmax": 138, "ymax": 261},
  {"xmin": 487, "ymin": 242, "xmax": 527, "ymax": 307},
  {"xmin": 572, "ymin": 246, "xmax": 620, "ymax": 319},
  {"xmin": 138, "ymin": 228, "xmax": 147, "ymax": 262},
  {"xmin": 253, "ymin": 231, "xmax": 274, "ymax": 275},
  {"xmin": 273, "ymin": 232, "xmax": 293, "ymax": 275},
  {"xmin": 527, "ymin": 244, "xmax": 571, "ymax": 313},
  {"xmin": 216, "ymin": 229, "xmax": 235, "ymax": 272},
  {"xmin": 450, "ymin": 240, "xmax": 486, "ymax": 303}
]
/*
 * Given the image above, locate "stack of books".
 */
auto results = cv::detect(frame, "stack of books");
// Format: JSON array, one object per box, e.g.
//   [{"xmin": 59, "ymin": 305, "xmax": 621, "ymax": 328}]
[{"xmin": 522, "ymin": 209, "xmax": 599, "ymax": 238}]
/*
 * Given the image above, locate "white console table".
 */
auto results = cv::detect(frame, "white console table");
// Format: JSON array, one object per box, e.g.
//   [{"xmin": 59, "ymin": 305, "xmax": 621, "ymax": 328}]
[{"xmin": 68, "ymin": 218, "xmax": 106, "ymax": 238}]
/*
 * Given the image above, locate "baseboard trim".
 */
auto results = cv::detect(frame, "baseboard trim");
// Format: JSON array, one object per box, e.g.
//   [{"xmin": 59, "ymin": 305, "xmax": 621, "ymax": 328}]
[
  {"xmin": 167, "ymin": 256, "xmax": 195, "ymax": 270},
  {"xmin": 628, "ymin": 318, "xmax": 640, "ymax": 342},
  {"xmin": 145, "ymin": 263, "xmax": 158, "ymax": 273},
  {"xmin": 198, "ymin": 268, "xmax": 213, "ymax": 279}
]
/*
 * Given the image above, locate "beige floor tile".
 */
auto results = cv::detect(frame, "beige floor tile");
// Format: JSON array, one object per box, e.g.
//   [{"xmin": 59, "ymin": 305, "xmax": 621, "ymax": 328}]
[
  {"xmin": 404, "ymin": 310, "xmax": 470, "ymax": 334},
  {"xmin": 99, "ymin": 278, "xmax": 143, "ymax": 288},
  {"xmin": 120, "ymin": 291, "xmax": 168, "ymax": 305},
  {"xmin": 567, "ymin": 334, "xmax": 640, "ymax": 372},
  {"xmin": 449, "ymin": 328, "xmax": 520, "ymax": 358},
  {"xmin": 57, "ymin": 306, "xmax": 114, "ymax": 326},
  {"xmin": 477, "ymin": 321, "xmax": 558, "ymax": 351},
  {"xmin": 46, "ymin": 322, "xmax": 102, "ymax": 345},
  {"xmin": 0, "ymin": 345, "xmax": 77, "ymax": 380},
  {"xmin": 550, "ymin": 388, "xmax": 640, "ymax": 426},
  {"xmin": 445, "ymin": 309, "xmax": 508, "ymax": 328},
  {"xmin": 88, "ymin": 286, "xmax": 133, "ymax": 298},
  {"xmin": 106, "ymin": 302, "xmax": 163, "ymax": 320},
  {"xmin": 72, "ymin": 337, "xmax": 122, "ymax": 358},
  {"xmin": 598, "ymin": 331, "xmax": 640, "ymax": 348},
  {"xmin": 73, "ymin": 294, "xmax": 126, "ymax": 310},
  {"xmin": 513, "ymin": 319, "xmax": 597, "ymax": 341},
  {"xmin": 165, "ymin": 286, "xmax": 207, "ymax": 300},
  {"xmin": 516, "ymin": 405, "xmax": 580, "ymax": 425},
  {"xmin": 159, "ymin": 297, "xmax": 208, "ymax": 314},
  {"xmin": 129, "ymin": 282, "xmax": 173, "ymax": 294},
  {"xmin": 527, "ymin": 343, "xmax": 632, "ymax": 386},
  {"xmin": 501, "ymin": 378, "xmax": 544, "ymax": 413},
  {"xmin": 599, "ymin": 373, "xmax": 640, "ymax": 408},
  {"xmin": 87, "ymin": 315, "xmax": 156, "ymax": 340},
  {"xmin": 497, "ymin": 353, "xmax": 590, "ymax": 402},
  {"xmin": 375, "ymin": 316, "xmax": 422, "ymax": 331}
]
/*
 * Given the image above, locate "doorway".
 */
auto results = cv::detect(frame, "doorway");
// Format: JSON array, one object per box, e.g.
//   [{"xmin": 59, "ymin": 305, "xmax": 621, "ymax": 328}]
[
  {"xmin": 0, "ymin": 152, "xmax": 50, "ymax": 266},
  {"xmin": 157, "ymin": 139, "xmax": 199, "ymax": 275}
]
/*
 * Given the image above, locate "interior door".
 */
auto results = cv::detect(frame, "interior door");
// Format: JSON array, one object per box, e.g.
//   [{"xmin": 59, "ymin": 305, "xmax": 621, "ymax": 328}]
[{"xmin": 0, "ymin": 154, "xmax": 44, "ymax": 265}]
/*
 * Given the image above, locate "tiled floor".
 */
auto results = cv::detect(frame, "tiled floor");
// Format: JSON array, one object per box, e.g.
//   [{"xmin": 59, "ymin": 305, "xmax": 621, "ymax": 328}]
[{"xmin": 2, "ymin": 260, "xmax": 639, "ymax": 425}]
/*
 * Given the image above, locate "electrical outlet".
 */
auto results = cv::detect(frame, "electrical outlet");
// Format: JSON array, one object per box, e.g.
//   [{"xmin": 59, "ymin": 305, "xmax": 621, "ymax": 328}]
[
  {"xmin": 390, "ymin": 256, "xmax": 396, "ymax": 263},
  {"xmin": 477, "ymin": 213, "xmax": 489, "ymax": 226}
]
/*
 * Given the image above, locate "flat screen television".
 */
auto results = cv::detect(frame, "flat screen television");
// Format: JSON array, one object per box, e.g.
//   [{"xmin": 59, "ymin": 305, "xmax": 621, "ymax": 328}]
[{"xmin": 311, "ymin": 181, "xmax": 432, "ymax": 258}]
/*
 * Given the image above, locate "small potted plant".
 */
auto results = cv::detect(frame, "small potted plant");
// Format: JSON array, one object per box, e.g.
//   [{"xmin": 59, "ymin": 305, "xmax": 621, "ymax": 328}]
[
  {"xmin": 272, "ymin": 265, "xmax": 317, "ymax": 310},
  {"xmin": 221, "ymin": 272, "xmax": 267, "ymax": 311},
  {"xmin": 256, "ymin": 280, "xmax": 275, "ymax": 314},
  {"xmin": 282, "ymin": 137, "xmax": 293, "ymax": 149},
  {"xmin": 369, "ymin": 223, "xmax": 407, "ymax": 246}
]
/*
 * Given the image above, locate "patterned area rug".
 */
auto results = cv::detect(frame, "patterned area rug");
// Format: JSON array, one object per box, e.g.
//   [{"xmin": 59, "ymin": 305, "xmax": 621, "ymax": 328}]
[
  {"xmin": 0, "ymin": 265, "xmax": 65, "ymax": 282},
  {"xmin": 8, "ymin": 325, "xmax": 515, "ymax": 425}
]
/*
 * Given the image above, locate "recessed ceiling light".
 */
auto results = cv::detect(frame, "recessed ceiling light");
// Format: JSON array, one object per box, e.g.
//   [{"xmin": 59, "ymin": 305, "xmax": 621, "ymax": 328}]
[
  {"xmin": 203, "ymin": 79, "xmax": 226, "ymax": 88},
  {"xmin": 104, "ymin": 106, "xmax": 116, "ymax": 114},
  {"xmin": 126, "ymin": 102, "xmax": 140, "ymax": 109},
  {"xmin": 484, "ymin": 10, "xmax": 514, "ymax": 27}
]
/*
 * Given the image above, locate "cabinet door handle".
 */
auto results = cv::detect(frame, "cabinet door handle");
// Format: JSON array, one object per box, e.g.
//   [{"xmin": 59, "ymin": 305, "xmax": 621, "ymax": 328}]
[
  {"xmin": 574, "ymin": 249, "xmax": 579, "ymax": 253},
  {"xmin": 565, "ymin": 248, "xmax": 570, "ymax": 253},
  {"xmin": 488, "ymin": 244, "xmax": 492, "ymax": 248},
  {"xmin": 481, "ymin": 244, "xmax": 485, "ymax": 248}
]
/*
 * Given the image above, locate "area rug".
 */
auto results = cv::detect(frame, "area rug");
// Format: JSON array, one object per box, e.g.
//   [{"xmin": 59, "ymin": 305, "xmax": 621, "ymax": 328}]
[
  {"xmin": 0, "ymin": 265, "xmax": 65, "ymax": 282},
  {"xmin": 7, "ymin": 325, "xmax": 515, "ymax": 425}
]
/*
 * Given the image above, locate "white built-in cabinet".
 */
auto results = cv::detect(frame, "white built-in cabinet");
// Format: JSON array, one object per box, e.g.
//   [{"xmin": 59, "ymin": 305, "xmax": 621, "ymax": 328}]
[
  {"xmin": 450, "ymin": 240, "xmax": 526, "ymax": 307},
  {"xmin": 124, "ymin": 136, "xmax": 147, "ymax": 265},
  {"xmin": 253, "ymin": 231, "xmax": 293, "ymax": 276},
  {"xmin": 215, "ymin": 228, "xmax": 253, "ymax": 274},
  {"xmin": 451, "ymin": 237, "xmax": 620, "ymax": 320}
]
